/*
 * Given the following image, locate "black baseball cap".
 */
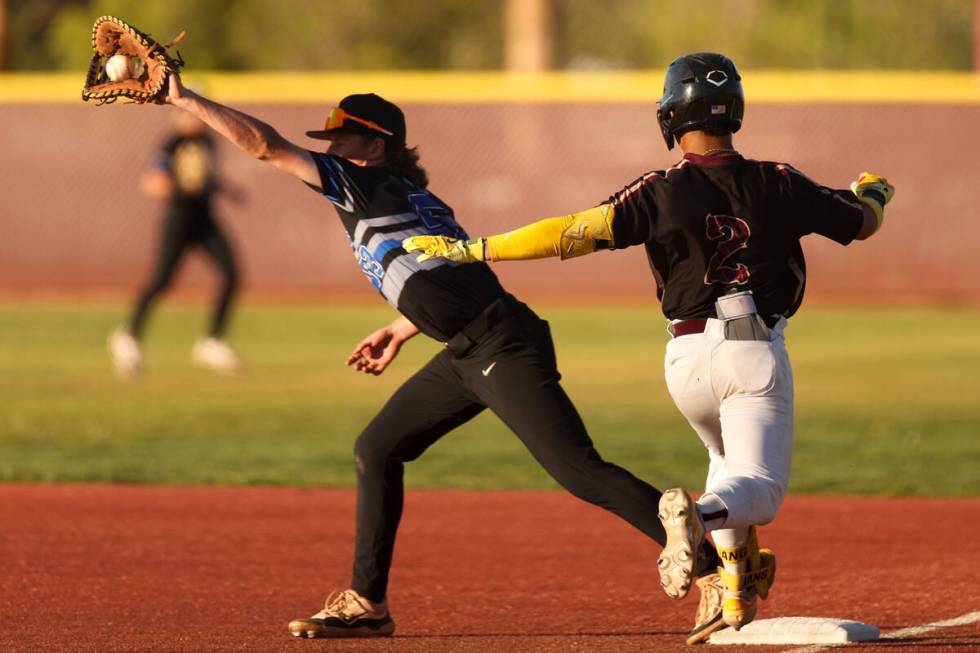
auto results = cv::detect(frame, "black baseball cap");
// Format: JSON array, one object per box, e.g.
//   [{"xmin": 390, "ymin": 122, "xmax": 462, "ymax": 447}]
[{"xmin": 306, "ymin": 93, "xmax": 407, "ymax": 145}]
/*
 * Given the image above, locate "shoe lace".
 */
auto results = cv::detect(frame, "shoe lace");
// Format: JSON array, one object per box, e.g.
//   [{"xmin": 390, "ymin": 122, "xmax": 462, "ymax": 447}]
[
  {"xmin": 695, "ymin": 574, "xmax": 725, "ymax": 624},
  {"xmin": 323, "ymin": 589, "xmax": 368, "ymax": 620}
]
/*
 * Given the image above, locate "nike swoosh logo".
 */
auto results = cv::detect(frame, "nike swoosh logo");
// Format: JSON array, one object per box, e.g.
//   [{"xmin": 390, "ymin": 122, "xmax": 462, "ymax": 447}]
[{"xmin": 482, "ymin": 362, "xmax": 496, "ymax": 376}]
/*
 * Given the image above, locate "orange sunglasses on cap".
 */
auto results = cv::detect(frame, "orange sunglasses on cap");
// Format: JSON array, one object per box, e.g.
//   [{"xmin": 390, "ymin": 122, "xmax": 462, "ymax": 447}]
[{"xmin": 323, "ymin": 107, "xmax": 394, "ymax": 136}]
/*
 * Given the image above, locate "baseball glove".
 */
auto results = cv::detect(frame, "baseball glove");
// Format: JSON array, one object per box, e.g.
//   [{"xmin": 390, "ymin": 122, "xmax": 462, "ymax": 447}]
[{"xmin": 82, "ymin": 15, "xmax": 185, "ymax": 105}]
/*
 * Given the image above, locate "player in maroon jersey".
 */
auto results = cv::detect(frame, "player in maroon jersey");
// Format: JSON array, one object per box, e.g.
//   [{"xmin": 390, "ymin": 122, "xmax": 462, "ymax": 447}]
[{"xmin": 404, "ymin": 52, "xmax": 894, "ymax": 644}]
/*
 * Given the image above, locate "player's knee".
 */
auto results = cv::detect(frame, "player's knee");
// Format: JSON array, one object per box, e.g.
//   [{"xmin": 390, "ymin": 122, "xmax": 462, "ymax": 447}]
[
  {"xmin": 145, "ymin": 274, "xmax": 174, "ymax": 295},
  {"xmin": 544, "ymin": 458, "xmax": 606, "ymax": 505},
  {"xmin": 222, "ymin": 266, "xmax": 239, "ymax": 292},
  {"xmin": 754, "ymin": 478, "xmax": 786, "ymax": 525},
  {"xmin": 353, "ymin": 432, "xmax": 388, "ymax": 474},
  {"xmin": 354, "ymin": 428, "xmax": 417, "ymax": 475},
  {"xmin": 561, "ymin": 478, "xmax": 604, "ymax": 504}
]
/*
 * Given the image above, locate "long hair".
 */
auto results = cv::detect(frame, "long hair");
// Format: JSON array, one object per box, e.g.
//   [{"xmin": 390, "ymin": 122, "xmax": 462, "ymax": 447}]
[{"xmin": 386, "ymin": 143, "xmax": 429, "ymax": 188}]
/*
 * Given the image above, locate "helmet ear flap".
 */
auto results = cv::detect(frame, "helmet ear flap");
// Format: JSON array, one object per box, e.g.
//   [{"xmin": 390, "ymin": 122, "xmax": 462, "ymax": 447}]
[{"xmin": 657, "ymin": 106, "xmax": 675, "ymax": 150}]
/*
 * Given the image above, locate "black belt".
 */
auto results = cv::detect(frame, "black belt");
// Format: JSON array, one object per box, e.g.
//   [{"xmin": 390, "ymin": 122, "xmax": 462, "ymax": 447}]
[{"xmin": 445, "ymin": 294, "xmax": 521, "ymax": 357}]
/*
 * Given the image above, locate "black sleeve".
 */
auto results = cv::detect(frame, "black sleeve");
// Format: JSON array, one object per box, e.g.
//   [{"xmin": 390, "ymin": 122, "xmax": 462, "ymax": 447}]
[
  {"xmin": 306, "ymin": 152, "xmax": 349, "ymax": 203},
  {"xmin": 774, "ymin": 163, "xmax": 864, "ymax": 245},
  {"xmin": 606, "ymin": 173, "xmax": 661, "ymax": 248},
  {"xmin": 305, "ymin": 152, "xmax": 383, "ymax": 212}
]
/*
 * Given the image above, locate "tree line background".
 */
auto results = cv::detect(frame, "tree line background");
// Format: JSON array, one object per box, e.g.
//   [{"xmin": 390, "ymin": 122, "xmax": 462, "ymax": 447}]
[{"xmin": 5, "ymin": 0, "xmax": 976, "ymax": 72}]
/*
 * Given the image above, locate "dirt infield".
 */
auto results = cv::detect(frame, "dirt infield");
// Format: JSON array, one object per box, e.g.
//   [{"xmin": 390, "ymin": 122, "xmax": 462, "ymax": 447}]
[{"xmin": 1, "ymin": 486, "xmax": 977, "ymax": 652}]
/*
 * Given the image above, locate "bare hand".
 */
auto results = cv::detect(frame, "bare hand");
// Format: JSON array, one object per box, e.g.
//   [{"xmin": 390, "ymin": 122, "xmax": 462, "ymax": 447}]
[
  {"xmin": 165, "ymin": 72, "xmax": 185, "ymax": 104},
  {"xmin": 346, "ymin": 326, "xmax": 405, "ymax": 376}
]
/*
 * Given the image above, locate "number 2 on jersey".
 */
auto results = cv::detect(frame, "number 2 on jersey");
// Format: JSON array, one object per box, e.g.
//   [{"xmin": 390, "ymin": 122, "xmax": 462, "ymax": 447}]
[{"xmin": 704, "ymin": 214, "xmax": 750, "ymax": 285}]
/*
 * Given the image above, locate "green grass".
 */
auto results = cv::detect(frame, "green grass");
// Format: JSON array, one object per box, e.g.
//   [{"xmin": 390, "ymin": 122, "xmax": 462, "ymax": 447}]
[{"xmin": 1, "ymin": 302, "xmax": 977, "ymax": 496}]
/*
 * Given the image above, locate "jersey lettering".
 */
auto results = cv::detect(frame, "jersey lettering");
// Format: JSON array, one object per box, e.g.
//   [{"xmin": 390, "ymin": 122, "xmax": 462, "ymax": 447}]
[
  {"xmin": 407, "ymin": 191, "xmax": 467, "ymax": 239},
  {"xmin": 704, "ymin": 214, "xmax": 751, "ymax": 285},
  {"xmin": 355, "ymin": 244, "xmax": 385, "ymax": 290}
]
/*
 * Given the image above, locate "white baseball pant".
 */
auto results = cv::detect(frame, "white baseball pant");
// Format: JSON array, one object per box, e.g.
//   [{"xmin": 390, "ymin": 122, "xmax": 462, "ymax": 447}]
[{"xmin": 663, "ymin": 317, "xmax": 793, "ymax": 548}]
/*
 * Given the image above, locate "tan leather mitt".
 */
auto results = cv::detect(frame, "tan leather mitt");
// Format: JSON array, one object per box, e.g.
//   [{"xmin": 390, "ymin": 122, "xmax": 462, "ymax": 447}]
[{"xmin": 82, "ymin": 15, "xmax": 185, "ymax": 105}]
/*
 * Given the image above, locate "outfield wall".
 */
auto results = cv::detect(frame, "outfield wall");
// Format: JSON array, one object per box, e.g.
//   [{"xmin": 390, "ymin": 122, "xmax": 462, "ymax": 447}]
[{"xmin": 2, "ymin": 73, "xmax": 979, "ymax": 304}]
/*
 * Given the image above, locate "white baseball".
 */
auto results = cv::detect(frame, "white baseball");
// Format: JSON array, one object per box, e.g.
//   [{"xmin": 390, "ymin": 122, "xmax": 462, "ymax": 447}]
[{"xmin": 105, "ymin": 54, "xmax": 132, "ymax": 82}]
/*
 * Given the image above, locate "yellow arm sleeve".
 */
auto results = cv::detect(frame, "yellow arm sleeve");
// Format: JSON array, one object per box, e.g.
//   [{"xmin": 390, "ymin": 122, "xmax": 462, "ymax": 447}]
[{"xmin": 485, "ymin": 204, "xmax": 616, "ymax": 261}]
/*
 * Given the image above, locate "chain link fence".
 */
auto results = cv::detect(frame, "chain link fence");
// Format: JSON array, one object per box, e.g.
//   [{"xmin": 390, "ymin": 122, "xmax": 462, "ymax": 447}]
[
  {"xmin": 1, "ymin": 94, "xmax": 978, "ymax": 303},
  {"xmin": 1, "ymin": 0, "xmax": 978, "ymax": 303}
]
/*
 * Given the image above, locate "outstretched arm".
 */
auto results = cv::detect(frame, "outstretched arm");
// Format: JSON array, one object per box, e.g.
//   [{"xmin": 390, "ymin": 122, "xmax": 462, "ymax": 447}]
[
  {"xmin": 164, "ymin": 72, "xmax": 321, "ymax": 189},
  {"xmin": 403, "ymin": 203, "xmax": 616, "ymax": 264}
]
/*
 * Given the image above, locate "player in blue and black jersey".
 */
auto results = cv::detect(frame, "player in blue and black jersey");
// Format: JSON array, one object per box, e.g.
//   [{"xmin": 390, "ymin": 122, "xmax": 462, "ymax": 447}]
[{"xmin": 158, "ymin": 72, "xmax": 722, "ymax": 638}]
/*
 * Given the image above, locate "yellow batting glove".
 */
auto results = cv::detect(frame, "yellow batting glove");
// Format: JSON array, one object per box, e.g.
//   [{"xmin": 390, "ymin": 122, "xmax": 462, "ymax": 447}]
[
  {"xmin": 850, "ymin": 171, "xmax": 895, "ymax": 224},
  {"xmin": 402, "ymin": 235, "xmax": 486, "ymax": 264}
]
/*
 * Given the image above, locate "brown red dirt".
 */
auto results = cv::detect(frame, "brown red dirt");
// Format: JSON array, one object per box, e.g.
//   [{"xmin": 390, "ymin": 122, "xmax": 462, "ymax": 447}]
[{"xmin": 0, "ymin": 486, "xmax": 977, "ymax": 652}]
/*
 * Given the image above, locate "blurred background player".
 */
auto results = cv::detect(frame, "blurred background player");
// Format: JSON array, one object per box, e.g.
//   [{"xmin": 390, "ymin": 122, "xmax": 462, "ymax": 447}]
[
  {"xmin": 404, "ymin": 51, "xmax": 894, "ymax": 644},
  {"xmin": 108, "ymin": 111, "xmax": 243, "ymax": 379}
]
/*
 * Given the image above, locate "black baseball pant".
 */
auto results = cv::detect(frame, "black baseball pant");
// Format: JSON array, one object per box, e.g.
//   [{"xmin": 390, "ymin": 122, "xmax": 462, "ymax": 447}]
[
  {"xmin": 130, "ymin": 207, "xmax": 238, "ymax": 339},
  {"xmin": 350, "ymin": 296, "xmax": 688, "ymax": 603}
]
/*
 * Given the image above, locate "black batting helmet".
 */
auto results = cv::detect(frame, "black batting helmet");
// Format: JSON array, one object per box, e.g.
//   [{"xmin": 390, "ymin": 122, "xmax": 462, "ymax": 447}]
[{"xmin": 657, "ymin": 52, "xmax": 744, "ymax": 150}]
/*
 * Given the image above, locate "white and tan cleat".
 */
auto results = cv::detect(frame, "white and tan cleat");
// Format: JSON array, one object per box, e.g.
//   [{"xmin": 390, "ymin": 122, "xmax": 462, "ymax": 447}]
[
  {"xmin": 657, "ymin": 488, "xmax": 705, "ymax": 600},
  {"xmin": 108, "ymin": 327, "xmax": 142, "ymax": 380},
  {"xmin": 686, "ymin": 573, "xmax": 727, "ymax": 645},
  {"xmin": 288, "ymin": 589, "xmax": 394, "ymax": 639},
  {"xmin": 191, "ymin": 337, "xmax": 241, "ymax": 374}
]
